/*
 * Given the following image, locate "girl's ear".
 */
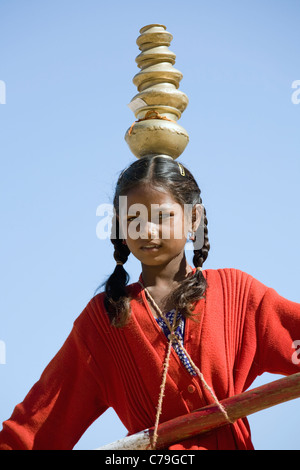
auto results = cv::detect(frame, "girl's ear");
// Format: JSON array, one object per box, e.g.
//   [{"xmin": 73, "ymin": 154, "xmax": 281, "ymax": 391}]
[{"xmin": 191, "ymin": 204, "xmax": 203, "ymax": 233}]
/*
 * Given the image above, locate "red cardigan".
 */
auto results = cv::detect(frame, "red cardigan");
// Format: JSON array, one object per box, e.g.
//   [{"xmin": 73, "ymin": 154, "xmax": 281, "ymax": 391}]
[{"xmin": 1, "ymin": 268, "xmax": 300, "ymax": 450}]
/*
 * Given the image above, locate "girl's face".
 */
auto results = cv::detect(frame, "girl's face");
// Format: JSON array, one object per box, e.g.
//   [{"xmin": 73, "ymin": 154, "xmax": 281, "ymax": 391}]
[{"xmin": 118, "ymin": 185, "xmax": 195, "ymax": 267}]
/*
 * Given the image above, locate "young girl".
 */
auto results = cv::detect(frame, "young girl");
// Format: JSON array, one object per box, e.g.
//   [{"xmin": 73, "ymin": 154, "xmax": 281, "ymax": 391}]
[{"xmin": 0, "ymin": 155, "xmax": 300, "ymax": 450}]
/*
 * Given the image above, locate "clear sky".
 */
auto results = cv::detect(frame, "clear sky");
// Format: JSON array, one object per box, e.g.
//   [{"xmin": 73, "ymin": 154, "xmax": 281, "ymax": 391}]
[{"xmin": 0, "ymin": 0, "xmax": 300, "ymax": 450}]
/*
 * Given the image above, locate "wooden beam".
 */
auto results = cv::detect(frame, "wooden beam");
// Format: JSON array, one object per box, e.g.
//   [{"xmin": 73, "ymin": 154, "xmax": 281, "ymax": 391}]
[{"xmin": 96, "ymin": 372, "xmax": 300, "ymax": 450}]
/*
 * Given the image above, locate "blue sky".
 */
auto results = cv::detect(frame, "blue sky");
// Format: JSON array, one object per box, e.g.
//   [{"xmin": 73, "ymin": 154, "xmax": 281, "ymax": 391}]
[{"xmin": 0, "ymin": 0, "xmax": 300, "ymax": 450}]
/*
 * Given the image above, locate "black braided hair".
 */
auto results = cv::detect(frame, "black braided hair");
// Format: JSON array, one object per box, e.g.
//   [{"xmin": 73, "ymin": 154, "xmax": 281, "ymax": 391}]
[{"xmin": 99, "ymin": 155, "xmax": 210, "ymax": 326}]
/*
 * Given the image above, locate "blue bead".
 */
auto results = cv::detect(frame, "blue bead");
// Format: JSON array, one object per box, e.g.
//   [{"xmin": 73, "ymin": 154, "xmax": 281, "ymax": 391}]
[{"xmin": 155, "ymin": 310, "xmax": 196, "ymax": 376}]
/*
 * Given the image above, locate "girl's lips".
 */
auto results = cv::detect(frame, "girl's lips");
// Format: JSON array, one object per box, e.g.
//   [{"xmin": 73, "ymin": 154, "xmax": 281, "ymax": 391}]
[{"xmin": 140, "ymin": 244, "xmax": 161, "ymax": 251}]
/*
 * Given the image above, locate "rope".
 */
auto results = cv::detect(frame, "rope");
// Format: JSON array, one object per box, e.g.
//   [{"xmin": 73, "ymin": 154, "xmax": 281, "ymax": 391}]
[
  {"xmin": 174, "ymin": 339, "xmax": 233, "ymax": 424},
  {"xmin": 152, "ymin": 311, "xmax": 178, "ymax": 449},
  {"xmin": 128, "ymin": 110, "xmax": 176, "ymax": 136},
  {"xmin": 138, "ymin": 279, "xmax": 234, "ymax": 449}
]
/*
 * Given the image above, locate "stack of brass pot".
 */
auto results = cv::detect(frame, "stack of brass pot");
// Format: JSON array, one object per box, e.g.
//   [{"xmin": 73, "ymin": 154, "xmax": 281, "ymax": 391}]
[{"xmin": 125, "ymin": 24, "xmax": 189, "ymax": 160}]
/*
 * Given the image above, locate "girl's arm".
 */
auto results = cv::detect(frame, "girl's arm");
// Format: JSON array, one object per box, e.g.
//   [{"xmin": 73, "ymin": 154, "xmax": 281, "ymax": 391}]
[
  {"xmin": 0, "ymin": 320, "xmax": 108, "ymax": 450},
  {"xmin": 234, "ymin": 274, "xmax": 300, "ymax": 392},
  {"xmin": 219, "ymin": 269, "xmax": 300, "ymax": 394},
  {"xmin": 256, "ymin": 285, "xmax": 300, "ymax": 377}
]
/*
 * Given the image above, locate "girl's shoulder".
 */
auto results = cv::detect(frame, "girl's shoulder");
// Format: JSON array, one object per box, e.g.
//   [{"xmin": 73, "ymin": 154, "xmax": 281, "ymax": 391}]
[
  {"xmin": 75, "ymin": 281, "xmax": 142, "ymax": 327},
  {"xmin": 204, "ymin": 267, "xmax": 265, "ymax": 285},
  {"xmin": 203, "ymin": 267, "xmax": 269, "ymax": 301},
  {"xmin": 205, "ymin": 267, "xmax": 254, "ymax": 278}
]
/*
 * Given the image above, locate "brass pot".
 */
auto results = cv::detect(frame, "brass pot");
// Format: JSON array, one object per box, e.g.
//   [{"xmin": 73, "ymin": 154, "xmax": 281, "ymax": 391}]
[
  {"xmin": 125, "ymin": 118, "xmax": 189, "ymax": 160},
  {"xmin": 125, "ymin": 24, "xmax": 189, "ymax": 160}
]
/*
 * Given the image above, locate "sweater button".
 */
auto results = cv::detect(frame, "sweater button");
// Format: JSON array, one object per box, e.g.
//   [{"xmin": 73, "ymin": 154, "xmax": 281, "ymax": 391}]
[{"xmin": 188, "ymin": 385, "xmax": 195, "ymax": 393}]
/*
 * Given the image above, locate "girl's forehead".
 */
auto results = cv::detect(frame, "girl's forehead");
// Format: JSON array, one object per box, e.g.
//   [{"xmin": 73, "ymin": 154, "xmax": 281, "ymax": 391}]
[{"xmin": 124, "ymin": 185, "xmax": 178, "ymax": 204}]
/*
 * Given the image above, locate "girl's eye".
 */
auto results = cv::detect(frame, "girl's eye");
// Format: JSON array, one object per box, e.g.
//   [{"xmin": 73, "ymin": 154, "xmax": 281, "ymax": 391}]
[
  {"xmin": 127, "ymin": 216, "xmax": 138, "ymax": 222},
  {"xmin": 126, "ymin": 212, "xmax": 175, "ymax": 223},
  {"xmin": 159, "ymin": 212, "xmax": 174, "ymax": 220}
]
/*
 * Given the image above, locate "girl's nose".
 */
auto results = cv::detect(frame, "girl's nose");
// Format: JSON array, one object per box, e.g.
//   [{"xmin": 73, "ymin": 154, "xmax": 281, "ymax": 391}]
[{"xmin": 141, "ymin": 220, "xmax": 159, "ymax": 239}]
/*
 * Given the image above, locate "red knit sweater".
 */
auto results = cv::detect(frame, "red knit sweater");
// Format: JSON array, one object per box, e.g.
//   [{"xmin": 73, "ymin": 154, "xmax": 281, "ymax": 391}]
[{"xmin": 1, "ymin": 268, "xmax": 300, "ymax": 450}]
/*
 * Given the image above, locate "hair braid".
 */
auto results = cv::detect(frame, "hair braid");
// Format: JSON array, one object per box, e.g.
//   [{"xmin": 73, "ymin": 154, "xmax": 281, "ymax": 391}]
[
  {"xmin": 102, "ymin": 216, "xmax": 131, "ymax": 326},
  {"xmin": 193, "ymin": 205, "xmax": 210, "ymax": 268},
  {"xmin": 111, "ymin": 216, "xmax": 131, "ymax": 265}
]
